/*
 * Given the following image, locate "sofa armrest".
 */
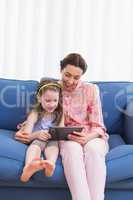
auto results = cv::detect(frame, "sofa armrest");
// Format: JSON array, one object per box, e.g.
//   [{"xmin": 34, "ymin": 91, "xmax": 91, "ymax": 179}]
[{"xmin": 124, "ymin": 100, "xmax": 133, "ymax": 144}]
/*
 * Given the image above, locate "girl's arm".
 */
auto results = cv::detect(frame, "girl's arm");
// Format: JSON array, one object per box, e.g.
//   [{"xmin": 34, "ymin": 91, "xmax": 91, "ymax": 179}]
[
  {"xmin": 15, "ymin": 110, "xmax": 38, "ymax": 143},
  {"xmin": 22, "ymin": 110, "xmax": 38, "ymax": 133}
]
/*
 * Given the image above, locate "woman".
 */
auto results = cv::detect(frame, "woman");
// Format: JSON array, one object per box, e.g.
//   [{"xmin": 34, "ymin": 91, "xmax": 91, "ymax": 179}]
[
  {"xmin": 58, "ymin": 53, "xmax": 109, "ymax": 200},
  {"xmin": 15, "ymin": 53, "xmax": 109, "ymax": 200}
]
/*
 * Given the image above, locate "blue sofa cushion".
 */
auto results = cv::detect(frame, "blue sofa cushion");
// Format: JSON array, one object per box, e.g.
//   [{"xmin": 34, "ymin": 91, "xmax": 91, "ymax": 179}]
[
  {"xmin": 124, "ymin": 100, "xmax": 133, "ymax": 144},
  {"xmin": 96, "ymin": 82, "xmax": 132, "ymax": 135},
  {"xmin": 107, "ymin": 178, "xmax": 133, "ymax": 189},
  {"xmin": 1, "ymin": 129, "xmax": 133, "ymax": 189},
  {"xmin": 0, "ymin": 129, "xmax": 26, "ymax": 181},
  {"xmin": 0, "ymin": 78, "xmax": 38, "ymax": 131},
  {"xmin": 0, "ymin": 129, "xmax": 132, "ymax": 185},
  {"xmin": 106, "ymin": 145, "xmax": 133, "ymax": 183},
  {"xmin": 0, "ymin": 78, "xmax": 131, "ymax": 136},
  {"xmin": 0, "ymin": 129, "xmax": 67, "ymax": 188},
  {"xmin": 108, "ymin": 134, "xmax": 125, "ymax": 150}
]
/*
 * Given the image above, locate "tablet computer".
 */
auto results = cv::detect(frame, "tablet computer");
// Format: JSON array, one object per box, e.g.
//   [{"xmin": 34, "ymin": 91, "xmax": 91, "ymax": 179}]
[{"xmin": 49, "ymin": 126, "xmax": 83, "ymax": 140}]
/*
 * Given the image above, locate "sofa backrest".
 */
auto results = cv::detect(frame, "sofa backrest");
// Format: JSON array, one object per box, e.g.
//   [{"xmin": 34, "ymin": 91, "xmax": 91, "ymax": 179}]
[
  {"xmin": 0, "ymin": 78, "xmax": 38, "ymax": 131},
  {"xmin": 96, "ymin": 82, "xmax": 133, "ymax": 135},
  {"xmin": 0, "ymin": 78, "xmax": 132, "ymax": 135}
]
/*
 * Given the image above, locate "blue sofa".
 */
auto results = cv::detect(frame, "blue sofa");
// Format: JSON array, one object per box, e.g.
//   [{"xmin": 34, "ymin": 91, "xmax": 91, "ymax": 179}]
[{"xmin": 0, "ymin": 78, "xmax": 133, "ymax": 200}]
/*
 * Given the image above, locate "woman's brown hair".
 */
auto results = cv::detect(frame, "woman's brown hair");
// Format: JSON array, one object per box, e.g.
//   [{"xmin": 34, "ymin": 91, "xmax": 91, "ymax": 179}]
[{"xmin": 60, "ymin": 53, "xmax": 88, "ymax": 74}]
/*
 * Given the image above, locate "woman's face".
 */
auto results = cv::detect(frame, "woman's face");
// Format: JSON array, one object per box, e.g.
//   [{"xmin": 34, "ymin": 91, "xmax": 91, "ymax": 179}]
[{"xmin": 61, "ymin": 64, "xmax": 83, "ymax": 92}]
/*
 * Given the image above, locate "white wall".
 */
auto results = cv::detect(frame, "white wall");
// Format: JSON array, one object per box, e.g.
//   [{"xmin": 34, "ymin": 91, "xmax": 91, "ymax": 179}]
[{"xmin": 0, "ymin": 0, "xmax": 133, "ymax": 81}]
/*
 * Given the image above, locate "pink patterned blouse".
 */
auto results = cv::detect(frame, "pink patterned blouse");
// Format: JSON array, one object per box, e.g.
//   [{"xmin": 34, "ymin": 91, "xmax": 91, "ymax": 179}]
[{"xmin": 62, "ymin": 81, "xmax": 108, "ymax": 140}]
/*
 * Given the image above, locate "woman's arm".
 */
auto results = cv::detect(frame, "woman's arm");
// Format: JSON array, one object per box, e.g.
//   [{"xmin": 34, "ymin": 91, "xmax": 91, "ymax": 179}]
[
  {"xmin": 87, "ymin": 84, "xmax": 108, "ymax": 139},
  {"xmin": 68, "ymin": 84, "xmax": 108, "ymax": 145}
]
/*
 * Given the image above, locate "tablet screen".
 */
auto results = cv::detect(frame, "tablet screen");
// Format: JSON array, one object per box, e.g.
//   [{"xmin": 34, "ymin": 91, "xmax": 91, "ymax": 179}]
[{"xmin": 49, "ymin": 127, "xmax": 83, "ymax": 140}]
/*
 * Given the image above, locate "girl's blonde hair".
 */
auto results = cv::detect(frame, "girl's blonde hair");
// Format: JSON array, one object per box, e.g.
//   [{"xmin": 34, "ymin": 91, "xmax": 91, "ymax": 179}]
[{"xmin": 33, "ymin": 78, "xmax": 63, "ymax": 125}]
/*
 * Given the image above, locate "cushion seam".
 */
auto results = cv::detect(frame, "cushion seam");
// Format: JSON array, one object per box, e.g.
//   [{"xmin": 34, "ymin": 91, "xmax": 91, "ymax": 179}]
[
  {"xmin": 107, "ymin": 152, "xmax": 133, "ymax": 162},
  {"xmin": 0, "ymin": 155, "xmax": 23, "ymax": 163}
]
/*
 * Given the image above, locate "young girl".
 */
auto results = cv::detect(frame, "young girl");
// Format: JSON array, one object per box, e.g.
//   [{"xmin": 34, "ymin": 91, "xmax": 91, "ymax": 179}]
[{"xmin": 15, "ymin": 79, "xmax": 64, "ymax": 182}]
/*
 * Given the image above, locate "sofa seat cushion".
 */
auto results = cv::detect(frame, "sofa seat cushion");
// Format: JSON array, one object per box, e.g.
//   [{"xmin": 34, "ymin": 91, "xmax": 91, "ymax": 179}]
[
  {"xmin": 107, "ymin": 178, "xmax": 133, "ymax": 189},
  {"xmin": 0, "ymin": 129, "xmax": 26, "ymax": 181},
  {"xmin": 106, "ymin": 145, "xmax": 133, "ymax": 183},
  {"xmin": 108, "ymin": 134, "xmax": 125, "ymax": 150},
  {"xmin": 1, "ymin": 129, "xmax": 133, "ymax": 189},
  {"xmin": 0, "ymin": 129, "xmax": 67, "ymax": 188}
]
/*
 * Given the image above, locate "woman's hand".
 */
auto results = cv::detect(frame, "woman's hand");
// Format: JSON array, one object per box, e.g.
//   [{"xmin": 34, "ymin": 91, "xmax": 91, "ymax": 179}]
[
  {"xmin": 68, "ymin": 131, "xmax": 99, "ymax": 145},
  {"xmin": 15, "ymin": 131, "xmax": 31, "ymax": 144},
  {"xmin": 36, "ymin": 130, "xmax": 51, "ymax": 141}
]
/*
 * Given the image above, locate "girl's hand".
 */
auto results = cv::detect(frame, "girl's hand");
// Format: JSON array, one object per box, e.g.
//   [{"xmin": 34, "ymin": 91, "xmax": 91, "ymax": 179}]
[
  {"xmin": 15, "ymin": 131, "xmax": 31, "ymax": 144},
  {"xmin": 36, "ymin": 130, "xmax": 51, "ymax": 141},
  {"xmin": 68, "ymin": 131, "xmax": 99, "ymax": 145}
]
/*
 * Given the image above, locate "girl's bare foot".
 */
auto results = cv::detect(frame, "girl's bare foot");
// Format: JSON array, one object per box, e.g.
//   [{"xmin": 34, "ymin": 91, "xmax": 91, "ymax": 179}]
[
  {"xmin": 43, "ymin": 160, "xmax": 55, "ymax": 177},
  {"xmin": 20, "ymin": 159, "xmax": 46, "ymax": 182}
]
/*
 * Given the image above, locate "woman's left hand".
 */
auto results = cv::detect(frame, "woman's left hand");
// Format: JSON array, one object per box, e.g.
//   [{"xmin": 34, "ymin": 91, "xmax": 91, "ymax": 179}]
[{"xmin": 68, "ymin": 131, "xmax": 99, "ymax": 145}]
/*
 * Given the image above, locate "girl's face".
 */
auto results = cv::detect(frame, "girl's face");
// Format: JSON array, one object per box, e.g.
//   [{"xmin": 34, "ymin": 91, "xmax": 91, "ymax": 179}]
[
  {"xmin": 38, "ymin": 89, "xmax": 59, "ymax": 113},
  {"xmin": 61, "ymin": 64, "xmax": 83, "ymax": 92}
]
